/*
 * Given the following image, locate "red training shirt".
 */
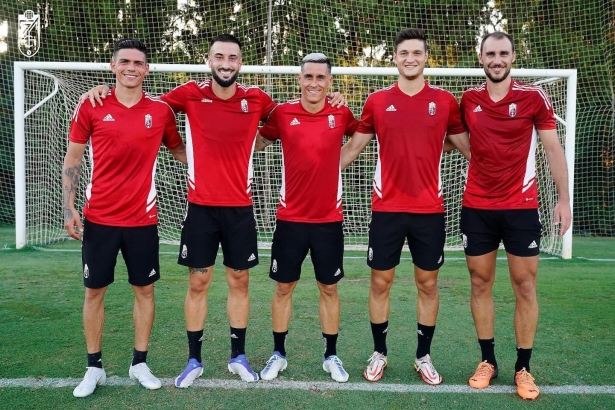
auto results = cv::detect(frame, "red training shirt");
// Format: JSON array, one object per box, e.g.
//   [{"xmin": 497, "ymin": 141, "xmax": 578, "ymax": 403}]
[
  {"xmin": 259, "ymin": 99, "xmax": 359, "ymax": 222},
  {"xmin": 162, "ymin": 80, "xmax": 276, "ymax": 206},
  {"xmin": 357, "ymin": 81, "xmax": 466, "ymax": 213},
  {"xmin": 68, "ymin": 89, "xmax": 183, "ymax": 226},
  {"xmin": 460, "ymin": 80, "xmax": 556, "ymax": 209}
]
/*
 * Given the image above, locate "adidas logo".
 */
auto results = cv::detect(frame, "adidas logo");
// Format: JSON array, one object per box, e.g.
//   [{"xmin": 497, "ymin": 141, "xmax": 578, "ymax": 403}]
[
  {"xmin": 437, "ymin": 255, "xmax": 443, "ymax": 264},
  {"xmin": 103, "ymin": 114, "xmax": 115, "ymax": 121},
  {"xmin": 230, "ymin": 333, "xmax": 238, "ymax": 339},
  {"xmin": 247, "ymin": 253, "xmax": 256, "ymax": 262},
  {"xmin": 385, "ymin": 105, "xmax": 397, "ymax": 112},
  {"xmin": 201, "ymin": 98, "xmax": 213, "ymax": 103},
  {"xmin": 290, "ymin": 118, "xmax": 300, "ymax": 126},
  {"xmin": 148, "ymin": 269, "xmax": 156, "ymax": 277},
  {"xmin": 334, "ymin": 268, "xmax": 341, "ymax": 276},
  {"xmin": 473, "ymin": 105, "xmax": 482, "ymax": 113},
  {"xmin": 528, "ymin": 240, "xmax": 538, "ymax": 249},
  {"xmin": 198, "ymin": 336, "xmax": 204, "ymax": 342},
  {"xmin": 383, "ymin": 327, "xmax": 388, "ymax": 334}
]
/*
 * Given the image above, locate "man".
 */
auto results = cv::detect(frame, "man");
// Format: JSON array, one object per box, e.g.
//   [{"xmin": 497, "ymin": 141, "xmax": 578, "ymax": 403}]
[
  {"xmin": 460, "ymin": 31, "xmax": 571, "ymax": 400},
  {"xmin": 84, "ymin": 34, "xmax": 345, "ymax": 386},
  {"xmin": 64, "ymin": 38, "xmax": 187, "ymax": 398},
  {"xmin": 254, "ymin": 53, "xmax": 358, "ymax": 383},
  {"xmin": 340, "ymin": 28, "xmax": 470, "ymax": 384}
]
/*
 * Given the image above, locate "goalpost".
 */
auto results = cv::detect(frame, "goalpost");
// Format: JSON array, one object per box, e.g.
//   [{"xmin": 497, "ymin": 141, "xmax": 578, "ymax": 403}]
[{"xmin": 14, "ymin": 62, "xmax": 577, "ymax": 258}]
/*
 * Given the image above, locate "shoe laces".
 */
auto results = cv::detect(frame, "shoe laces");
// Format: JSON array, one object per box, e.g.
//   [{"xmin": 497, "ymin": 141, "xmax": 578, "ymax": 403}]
[
  {"xmin": 83, "ymin": 368, "xmax": 102, "ymax": 383},
  {"xmin": 516, "ymin": 369, "xmax": 536, "ymax": 386},
  {"xmin": 474, "ymin": 362, "xmax": 495, "ymax": 378},
  {"xmin": 367, "ymin": 352, "xmax": 385, "ymax": 367},
  {"xmin": 418, "ymin": 357, "xmax": 437, "ymax": 374},
  {"xmin": 328, "ymin": 355, "xmax": 344, "ymax": 369},
  {"xmin": 264, "ymin": 355, "xmax": 281, "ymax": 370}
]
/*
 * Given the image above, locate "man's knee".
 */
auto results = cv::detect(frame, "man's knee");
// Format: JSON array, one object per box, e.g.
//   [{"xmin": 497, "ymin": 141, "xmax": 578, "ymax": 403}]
[
  {"xmin": 317, "ymin": 282, "xmax": 338, "ymax": 299},
  {"xmin": 274, "ymin": 281, "xmax": 296, "ymax": 299},
  {"xmin": 370, "ymin": 270, "xmax": 394, "ymax": 295},
  {"xmin": 85, "ymin": 286, "xmax": 107, "ymax": 302},
  {"xmin": 188, "ymin": 267, "xmax": 213, "ymax": 293}
]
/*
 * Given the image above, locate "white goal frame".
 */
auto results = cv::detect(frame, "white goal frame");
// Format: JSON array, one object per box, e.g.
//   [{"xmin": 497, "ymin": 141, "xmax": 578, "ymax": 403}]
[{"xmin": 14, "ymin": 62, "xmax": 577, "ymax": 258}]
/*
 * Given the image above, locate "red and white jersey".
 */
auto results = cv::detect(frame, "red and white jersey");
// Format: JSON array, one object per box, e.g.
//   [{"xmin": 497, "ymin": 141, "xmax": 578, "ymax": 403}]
[
  {"xmin": 357, "ymin": 81, "xmax": 466, "ymax": 213},
  {"xmin": 69, "ymin": 89, "xmax": 183, "ymax": 226},
  {"xmin": 259, "ymin": 100, "xmax": 359, "ymax": 222},
  {"xmin": 461, "ymin": 80, "xmax": 556, "ymax": 209},
  {"xmin": 162, "ymin": 80, "xmax": 276, "ymax": 206}
]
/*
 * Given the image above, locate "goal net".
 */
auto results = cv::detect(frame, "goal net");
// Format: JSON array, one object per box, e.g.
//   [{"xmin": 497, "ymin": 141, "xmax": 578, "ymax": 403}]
[{"xmin": 15, "ymin": 63, "xmax": 576, "ymax": 257}]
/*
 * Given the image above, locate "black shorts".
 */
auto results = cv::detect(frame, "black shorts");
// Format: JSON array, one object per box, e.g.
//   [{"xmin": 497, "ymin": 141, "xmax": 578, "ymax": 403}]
[
  {"xmin": 367, "ymin": 211, "xmax": 445, "ymax": 272},
  {"xmin": 460, "ymin": 207, "xmax": 542, "ymax": 257},
  {"xmin": 178, "ymin": 203, "xmax": 259, "ymax": 270},
  {"xmin": 270, "ymin": 220, "xmax": 344, "ymax": 285},
  {"xmin": 81, "ymin": 219, "xmax": 160, "ymax": 289}
]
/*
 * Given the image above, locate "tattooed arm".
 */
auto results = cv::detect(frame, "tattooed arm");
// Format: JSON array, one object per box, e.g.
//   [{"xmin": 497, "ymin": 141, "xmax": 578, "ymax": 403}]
[
  {"xmin": 62, "ymin": 142, "xmax": 87, "ymax": 240},
  {"xmin": 254, "ymin": 132, "xmax": 275, "ymax": 152}
]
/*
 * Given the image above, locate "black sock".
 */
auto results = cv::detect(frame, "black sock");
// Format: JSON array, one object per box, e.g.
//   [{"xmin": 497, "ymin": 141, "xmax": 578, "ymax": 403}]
[
  {"xmin": 132, "ymin": 349, "xmax": 147, "ymax": 366},
  {"xmin": 323, "ymin": 333, "xmax": 338, "ymax": 358},
  {"xmin": 370, "ymin": 321, "xmax": 388, "ymax": 355},
  {"xmin": 230, "ymin": 327, "xmax": 247, "ymax": 359},
  {"xmin": 87, "ymin": 352, "xmax": 103, "ymax": 368},
  {"xmin": 479, "ymin": 338, "xmax": 497, "ymax": 368},
  {"xmin": 515, "ymin": 347, "xmax": 532, "ymax": 373},
  {"xmin": 187, "ymin": 330, "xmax": 203, "ymax": 363},
  {"xmin": 273, "ymin": 330, "xmax": 288, "ymax": 357},
  {"xmin": 416, "ymin": 323, "xmax": 436, "ymax": 359}
]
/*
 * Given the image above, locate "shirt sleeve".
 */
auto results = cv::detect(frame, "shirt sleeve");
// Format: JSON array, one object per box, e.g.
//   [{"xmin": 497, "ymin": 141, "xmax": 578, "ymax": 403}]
[
  {"xmin": 161, "ymin": 106, "xmax": 183, "ymax": 150},
  {"xmin": 161, "ymin": 82, "xmax": 193, "ymax": 113},
  {"xmin": 344, "ymin": 107, "xmax": 360, "ymax": 136},
  {"xmin": 260, "ymin": 91, "xmax": 278, "ymax": 121},
  {"xmin": 68, "ymin": 100, "xmax": 92, "ymax": 144},
  {"xmin": 356, "ymin": 95, "xmax": 375, "ymax": 134},
  {"xmin": 533, "ymin": 87, "xmax": 556, "ymax": 130},
  {"xmin": 258, "ymin": 104, "xmax": 281, "ymax": 141},
  {"xmin": 446, "ymin": 93, "xmax": 467, "ymax": 135}
]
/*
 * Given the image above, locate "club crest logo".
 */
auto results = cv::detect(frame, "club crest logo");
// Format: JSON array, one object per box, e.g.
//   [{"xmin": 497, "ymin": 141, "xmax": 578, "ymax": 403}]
[
  {"xmin": 429, "ymin": 102, "xmax": 436, "ymax": 116},
  {"xmin": 509, "ymin": 103, "xmax": 517, "ymax": 117},
  {"xmin": 241, "ymin": 99, "xmax": 248, "ymax": 113},
  {"xmin": 272, "ymin": 259, "xmax": 278, "ymax": 273},
  {"xmin": 181, "ymin": 245, "xmax": 188, "ymax": 259},
  {"xmin": 328, "ymin": 114, "xmax": 335, "ymax": 129},
  {"xmin": 83, "ymin": 264, "xmax": 89, "ymax": 279},
  {"xmin": 18, "ymin": 10, "xmax": 41, "ymax": 58},
  {"xmin": 145, "ymin": 114, "xmax": 152, "ymax": 129}
]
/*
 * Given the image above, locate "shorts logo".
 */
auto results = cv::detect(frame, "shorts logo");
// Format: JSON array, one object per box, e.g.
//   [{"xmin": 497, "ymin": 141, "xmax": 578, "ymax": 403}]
[
  {"xmin": 429, "ymin": 102, "xmax": 436, "ymax": 116},
  {"xmin": 328, "ymin": 114, "xmax": 335, "ymax": 129},
  {"xmin": 18, "ymin": 10, "xmax": 41, "ymax": 57},
  {"xmin": 83, "ymin": 264, "xmax": 89, "ymax": 279},
  {"xmin": 145, "ymin": 114, "xmax": 152, "ymax": 129},
  {"xmin": 528, "ymin": 240, "xmax": 538, "ymax": 249},
  {"xmin": 437, "ymin": 255, "xmax": 443, "ymax": 264},
  {"xmin": 148, "ymin": 269, "xmax": 156, "ymax": 277},
  {"xmin": 462, "ymin": 234, "xmax": 468, "ymax": 249},
  {"xmin": 509, "ymin": 103, "xmax": 517, "ymax": 117},
  {"xmin": 368, "ymin": 247, "xmax": 373, "ymax": 261},
  {"xmin": 241, "ymin": 99, "xmax": 248, "ymax": 113},
  {"xmin": 181, "ymin": 245, "xmax": 188, "ymax": 259},
  {"xmin": 247, "ymin": 253, "xmax": 256, "ymax": 262},
  {"xmin": 334, "ymin": 268, "xmax": 341, "ymax": 276},
  {"xmin": 272, "ymin": 259, "xmax": 278, "ymax": 273}
]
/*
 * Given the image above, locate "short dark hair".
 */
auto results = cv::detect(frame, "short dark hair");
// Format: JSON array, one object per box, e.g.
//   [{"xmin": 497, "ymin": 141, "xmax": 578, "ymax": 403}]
[
  {"xmin": 300, "ymin": 52, "xmax": 331, "ymax": 74},
  {"xmin": 480, "ymin": 31, "xmax": 515, "ymax": 53},
  {"xmin": 211, "ymin": 33, "xmax": 242, "ymax": 49},
  {"xmin": 113, "ymin": 38, "xmax": 148, "ymax": 62},
  {"xmin": 394, "ymin": 28, "xmax": 428, "ymax": 52}
]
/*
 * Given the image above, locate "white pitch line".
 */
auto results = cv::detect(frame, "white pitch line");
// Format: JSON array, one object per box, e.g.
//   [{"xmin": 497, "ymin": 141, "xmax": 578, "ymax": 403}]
[{"xmin": 0, "ymin": 377, "xmax": 614, "ymax": 394}]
